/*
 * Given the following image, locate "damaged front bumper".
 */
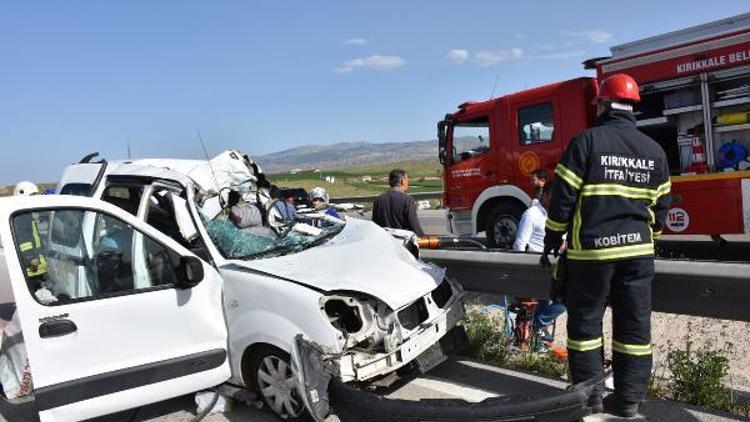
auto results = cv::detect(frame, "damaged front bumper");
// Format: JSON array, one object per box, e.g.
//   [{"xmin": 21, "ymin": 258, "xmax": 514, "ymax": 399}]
[
  {"xmin": 292, "ymin": 335, "xmax": 610, "ymax": 422},
  {"xmin": 339, "ymin": 287, "xmax": 466, "ymax": 382}
]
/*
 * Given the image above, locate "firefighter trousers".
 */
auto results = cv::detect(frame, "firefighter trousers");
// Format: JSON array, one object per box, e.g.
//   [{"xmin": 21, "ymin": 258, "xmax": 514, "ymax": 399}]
[{"xmin": 565, "ymin": 257, "xmax": 654, "ymax": 403}]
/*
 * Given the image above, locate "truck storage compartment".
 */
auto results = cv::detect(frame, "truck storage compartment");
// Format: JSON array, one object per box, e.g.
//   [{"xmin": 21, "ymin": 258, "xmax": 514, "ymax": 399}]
[
  {"xmin": 709, "ymin": 67, "xmax": 750, "ymax": 172},
  {"xmin": 636, "ymin": 80, "xmax": 704, "ymax": 175}
]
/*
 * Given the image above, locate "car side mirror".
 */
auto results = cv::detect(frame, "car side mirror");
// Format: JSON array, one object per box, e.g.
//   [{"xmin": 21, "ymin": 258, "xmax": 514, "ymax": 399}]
[{"xmin": 177, "ymin": 256, "xmax": 204, "ymax": 289}]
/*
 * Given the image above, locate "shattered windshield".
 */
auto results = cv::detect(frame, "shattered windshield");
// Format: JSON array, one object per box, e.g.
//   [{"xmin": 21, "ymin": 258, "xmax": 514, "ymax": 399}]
[{"xmin": 205, "ymin": 219, "xmax": 344, "ymax": 260}]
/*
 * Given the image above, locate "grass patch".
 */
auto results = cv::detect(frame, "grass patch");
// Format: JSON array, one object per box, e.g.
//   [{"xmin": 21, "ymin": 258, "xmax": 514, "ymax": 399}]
[
  {"xmin": 466, "ymin": 311, "xmax": 748, "ymax": 416},
  {"xmin": 465, "ymin": 310, "xmax": 511, "ymax": 365},
  {"xmin": 463, "ymin": 310, "xmax": 568, "ymax": 379},
  {"xmin": 268, "ymin": 159, "xmax": 443, "ymax": 199},
  {"xmin": 649, "ymin": 322, "xmax": 750, "ymax": 417}
]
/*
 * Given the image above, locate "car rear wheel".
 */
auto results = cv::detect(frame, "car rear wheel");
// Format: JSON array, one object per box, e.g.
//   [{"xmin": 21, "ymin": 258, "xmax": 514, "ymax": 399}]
[
  {"xmin": 486, "ymin": 202, "xmax": 525, "ymax": 249},
  {"xmin": 250, "ymin": 346, "xmax": 309, "ymax": 421}
]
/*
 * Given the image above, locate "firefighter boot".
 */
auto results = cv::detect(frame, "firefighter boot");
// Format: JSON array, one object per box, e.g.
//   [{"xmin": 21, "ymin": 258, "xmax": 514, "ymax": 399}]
[
  {"xmin": 603, "ymin": 395, "xmax": 639, "ymax": 418},
  {"xmin": 586, "ymin": 394, "xmax": 603, "ymax": 414}
]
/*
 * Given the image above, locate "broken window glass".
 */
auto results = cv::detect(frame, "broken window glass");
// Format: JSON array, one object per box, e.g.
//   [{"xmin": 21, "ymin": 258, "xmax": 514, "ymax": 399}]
[{"xmin": 204, "ymin": 218, "xmax": 344, "ymax": 260}]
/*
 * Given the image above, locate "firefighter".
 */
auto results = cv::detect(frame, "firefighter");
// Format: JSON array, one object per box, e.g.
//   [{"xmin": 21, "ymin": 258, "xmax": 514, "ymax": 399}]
[
  {"xmin": 13, "ymin": 182, "xmax": 48, "ymax": 287},
  {"xmin": 543, "ymin": 74, "xmax": 671, "ymax": 417}
]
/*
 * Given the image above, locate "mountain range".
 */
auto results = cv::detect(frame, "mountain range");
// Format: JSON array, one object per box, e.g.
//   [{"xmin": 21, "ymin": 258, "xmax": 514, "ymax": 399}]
[{"xmin": 254, "ymin": 140, "xmax": 439, "ymax": 173}]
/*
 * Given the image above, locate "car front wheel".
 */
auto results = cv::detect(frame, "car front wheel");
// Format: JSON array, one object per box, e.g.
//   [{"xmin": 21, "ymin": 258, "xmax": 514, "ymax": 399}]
[{"xmin": 250, "ymin": 346, "xmax": 309, "ymax": 421}]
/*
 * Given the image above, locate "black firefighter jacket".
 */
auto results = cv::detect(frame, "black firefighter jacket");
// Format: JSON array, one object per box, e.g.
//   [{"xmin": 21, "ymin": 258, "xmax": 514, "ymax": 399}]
[{"xmin": 545, "ymin": 109, "xmax": 671, "ymax": 261}]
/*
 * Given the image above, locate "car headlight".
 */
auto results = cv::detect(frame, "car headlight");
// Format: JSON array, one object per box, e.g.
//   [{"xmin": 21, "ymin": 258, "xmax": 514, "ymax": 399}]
[{"xmin": 319, "ymin": 294, "xmax": 398, "ymax": 351}]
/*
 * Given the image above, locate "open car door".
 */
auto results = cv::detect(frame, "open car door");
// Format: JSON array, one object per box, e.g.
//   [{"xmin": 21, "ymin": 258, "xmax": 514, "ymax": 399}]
[
  {"xmin": 55, "ymin": 152, "xmax": 108, "ymax": 197},
  {"xmin": 0, "ymin": 195, "xmax": 230, "ymax": 422}
]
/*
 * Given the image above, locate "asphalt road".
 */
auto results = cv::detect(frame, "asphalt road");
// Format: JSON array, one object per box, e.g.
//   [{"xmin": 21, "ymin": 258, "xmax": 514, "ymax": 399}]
[
  {"xmin": 90, "ymin": 357, "xmax": 743, "ymax": 422},
  {"xmin": 347, "ymin": 209, "xmax": 451, "ymax": 236}
]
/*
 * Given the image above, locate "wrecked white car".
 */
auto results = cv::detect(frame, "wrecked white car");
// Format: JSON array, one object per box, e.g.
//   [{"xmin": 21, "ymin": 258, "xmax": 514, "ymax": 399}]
[{"xmin": 0, "ymin": 150, "xmax": 466, "ymax": 421}]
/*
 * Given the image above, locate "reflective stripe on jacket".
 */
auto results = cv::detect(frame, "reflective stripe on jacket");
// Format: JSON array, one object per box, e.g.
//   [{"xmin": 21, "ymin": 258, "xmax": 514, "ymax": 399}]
[
  {"xmin": 16, "ymin": 215, "xmax": 48, "ymax": 277},
  {"xmin": 545, "ymin": 109, "xmax": 671, "ymax": 261}
]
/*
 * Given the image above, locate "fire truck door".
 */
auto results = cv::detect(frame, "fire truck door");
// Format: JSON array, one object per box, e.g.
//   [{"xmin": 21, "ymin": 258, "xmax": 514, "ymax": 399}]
[
  {"xmin": 513, "ymin": 100, "xmax": 563, "ymax": 190},
  {"xmin": 444, "ymin": 115, "xmax": 498, "ymax": 210}
]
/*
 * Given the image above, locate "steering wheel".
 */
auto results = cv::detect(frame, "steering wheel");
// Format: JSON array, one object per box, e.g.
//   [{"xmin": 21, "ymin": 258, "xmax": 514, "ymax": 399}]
[
  {"xmin": 277, "ymin": 222, "xmax": 296, "ymax": 239},
  {"xmin": 218, "ymin": 187, "xmax": 233, "ymax": 209},
  {"xmin": 265, "ymin": 199, "xmax": 295, "ymax": 237}
]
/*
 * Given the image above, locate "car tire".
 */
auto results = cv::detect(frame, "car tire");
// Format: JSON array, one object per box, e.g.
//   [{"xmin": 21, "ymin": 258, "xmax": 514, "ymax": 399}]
[
  {"xmin": 249, "ymin": 345, "xmax": 310, "ymax": 421},
  {"xmin": 485, "ymin": 202, "xmax": 525, "ymax": 249}
]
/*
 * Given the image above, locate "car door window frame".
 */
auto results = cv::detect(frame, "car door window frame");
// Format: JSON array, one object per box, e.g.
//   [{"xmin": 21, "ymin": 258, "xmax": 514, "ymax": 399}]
[{"xmin": 10, "ymin": 206, "xmax": 191, "ymax": 307}]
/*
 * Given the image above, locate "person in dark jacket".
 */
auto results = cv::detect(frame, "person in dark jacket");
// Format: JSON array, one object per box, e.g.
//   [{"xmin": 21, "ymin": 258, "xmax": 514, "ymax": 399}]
[
  {"xmin": 543, "ymin": 74, "xmax": 670, "ymax": 417},
  {"xmin": 372, "ymin": 169, "xmax": 425, "ymax": 236}
]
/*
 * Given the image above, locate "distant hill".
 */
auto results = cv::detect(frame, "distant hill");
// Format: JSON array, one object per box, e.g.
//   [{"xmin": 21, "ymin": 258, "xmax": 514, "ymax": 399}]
[
  {"xmin": 0, "ymin": 139, "xmax": 469, "ymax": 195},
  {"xmin": 254, "ymin": 138, "xmax": 478, "ymax": 173},
  {"xmin": 254, "ymin": 140, "xmax": 439, "ymax": 173}
]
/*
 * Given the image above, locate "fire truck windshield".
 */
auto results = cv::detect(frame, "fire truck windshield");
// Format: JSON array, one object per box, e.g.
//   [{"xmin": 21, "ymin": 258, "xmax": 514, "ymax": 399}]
[{"xmin": 451, "ymin": 117, "xmax": 490, "ymax": 163}]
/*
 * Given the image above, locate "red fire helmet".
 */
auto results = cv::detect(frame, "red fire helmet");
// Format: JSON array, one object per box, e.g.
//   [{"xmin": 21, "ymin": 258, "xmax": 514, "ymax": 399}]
[{"xmin": 593, "ymin": 73, "xmax": 641, "ymax": 104}]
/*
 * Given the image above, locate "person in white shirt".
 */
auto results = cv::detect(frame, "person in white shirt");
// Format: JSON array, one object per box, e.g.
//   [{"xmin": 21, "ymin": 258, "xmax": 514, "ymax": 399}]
[
  {"xmin": 513, "ymin": 195, "xmax": 548, "ymax": 252},
  {"xmin": 513, "ymin": 170, "xmax": 550, "ymax": 252},
  {"xmin": 513, "ymin": 175, "xmax": 566, "ymax": 341}
]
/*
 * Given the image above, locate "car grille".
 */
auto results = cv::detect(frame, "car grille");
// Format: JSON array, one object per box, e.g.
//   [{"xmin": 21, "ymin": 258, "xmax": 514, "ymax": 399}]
[
  {"xmin": 398, "ymin": 298, "xmax": 429, "ymax": 330},
  {"xmin": 431, "ymin": 280, "xmax": 453, "ymax": 308}
]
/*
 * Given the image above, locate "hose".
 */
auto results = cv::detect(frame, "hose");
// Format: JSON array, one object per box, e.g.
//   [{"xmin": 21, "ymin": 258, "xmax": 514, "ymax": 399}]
[
  {"xmin": 457, "ymin": 238, "xmax": 488, "ymax": 249},
  {"xmin": 190, "ymin": 389, "xmax": 220, "ymax": 422},
  {"xmin": 418, "ymin": 235, "xmax": 487, "ymax": 250}
]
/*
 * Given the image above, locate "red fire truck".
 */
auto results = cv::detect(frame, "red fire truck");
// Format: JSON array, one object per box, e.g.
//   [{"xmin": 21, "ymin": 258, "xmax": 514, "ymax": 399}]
[{"xmin": 439, "ymin": 13, "xmax": 750, "ymax": 247}]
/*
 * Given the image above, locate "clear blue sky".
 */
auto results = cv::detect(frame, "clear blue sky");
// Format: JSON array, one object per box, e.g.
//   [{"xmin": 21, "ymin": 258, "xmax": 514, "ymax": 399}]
[{"xmin": 1, "ymin": 1, "xmax": 748, "ymax": 183}]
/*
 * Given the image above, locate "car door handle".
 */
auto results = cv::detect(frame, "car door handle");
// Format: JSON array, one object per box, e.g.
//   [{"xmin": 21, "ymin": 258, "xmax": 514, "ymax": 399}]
[{"xmin": 39, "ymin": 319, "xmax": 78, "ymax": 338}]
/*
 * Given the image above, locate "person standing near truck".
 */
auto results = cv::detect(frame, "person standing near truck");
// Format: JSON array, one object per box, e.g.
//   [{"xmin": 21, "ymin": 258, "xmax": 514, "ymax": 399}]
[
  {"xmin": 543, "ymin": 74, "xmax": 671, "ymax": 417},
  {"xmin": 372, "ymin": 169, "xmax": 425, "ymax": 236},
  {"xmin": 513, "ymin": 182, "xmax": 566, "ymax": 342}
]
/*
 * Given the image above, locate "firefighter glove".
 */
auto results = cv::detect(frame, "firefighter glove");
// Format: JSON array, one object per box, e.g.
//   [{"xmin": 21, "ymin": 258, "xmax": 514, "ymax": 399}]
[{"xmin": 543, "ymin": 231, "xmax": 563, "ymax": 258}]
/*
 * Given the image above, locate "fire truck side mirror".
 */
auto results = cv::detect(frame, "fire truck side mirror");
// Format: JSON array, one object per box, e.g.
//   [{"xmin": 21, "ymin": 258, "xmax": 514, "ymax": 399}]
[{"xmin": 438, "ymin": 120, "xmax": 450, "ymax": 165}]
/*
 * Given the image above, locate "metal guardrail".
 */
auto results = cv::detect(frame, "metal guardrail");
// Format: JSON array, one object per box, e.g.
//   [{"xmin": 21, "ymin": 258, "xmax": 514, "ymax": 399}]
[
  {"xmin": 330, "ymin": 191, "xmax": 443, "ymax": 204},
  {"xmin": 420, "ymin": 249, "xmax": 750, "ymax": 322}
]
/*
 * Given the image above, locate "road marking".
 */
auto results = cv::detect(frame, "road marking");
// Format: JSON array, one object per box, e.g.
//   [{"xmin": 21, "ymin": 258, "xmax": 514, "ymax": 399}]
[
  {"xmin": 456, "ymin": 359, "xmax": 568, "ymax": 388},
  {"xmin": 407, "ymin": 377, "xmax": 498, "ymax": 402}
]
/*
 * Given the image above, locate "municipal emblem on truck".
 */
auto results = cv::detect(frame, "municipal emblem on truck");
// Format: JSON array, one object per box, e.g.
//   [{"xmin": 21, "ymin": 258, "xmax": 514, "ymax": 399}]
[
  {"xmin": 518, "ymin": 151, "xmax": 540, "ymax": 176},
  {"xmin": 666, "ymin": 207, "xmax": 690, "ymax": 232}
]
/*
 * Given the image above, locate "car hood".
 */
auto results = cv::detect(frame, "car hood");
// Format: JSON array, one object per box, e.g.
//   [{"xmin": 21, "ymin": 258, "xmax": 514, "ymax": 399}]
[{"xmin": 232, "ymin": 218, "xmax": 444, "ymax": 310}]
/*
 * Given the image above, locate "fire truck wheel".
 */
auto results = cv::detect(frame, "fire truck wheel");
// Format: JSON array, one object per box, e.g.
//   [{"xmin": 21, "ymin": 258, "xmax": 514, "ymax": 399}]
[{"xmin": 486, "ymin": 202, "xmax": 525, "ymax": 249}]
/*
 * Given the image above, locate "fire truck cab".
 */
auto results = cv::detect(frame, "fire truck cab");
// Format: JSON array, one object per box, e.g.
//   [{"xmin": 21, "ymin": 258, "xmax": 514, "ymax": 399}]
[
  {"xmin": 438, "ymin": 78, "xmax": 597, "ymax": 247},
  {"xmin": 440, "ymin": 13, "xmax": 750, "ymax": 247}
]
